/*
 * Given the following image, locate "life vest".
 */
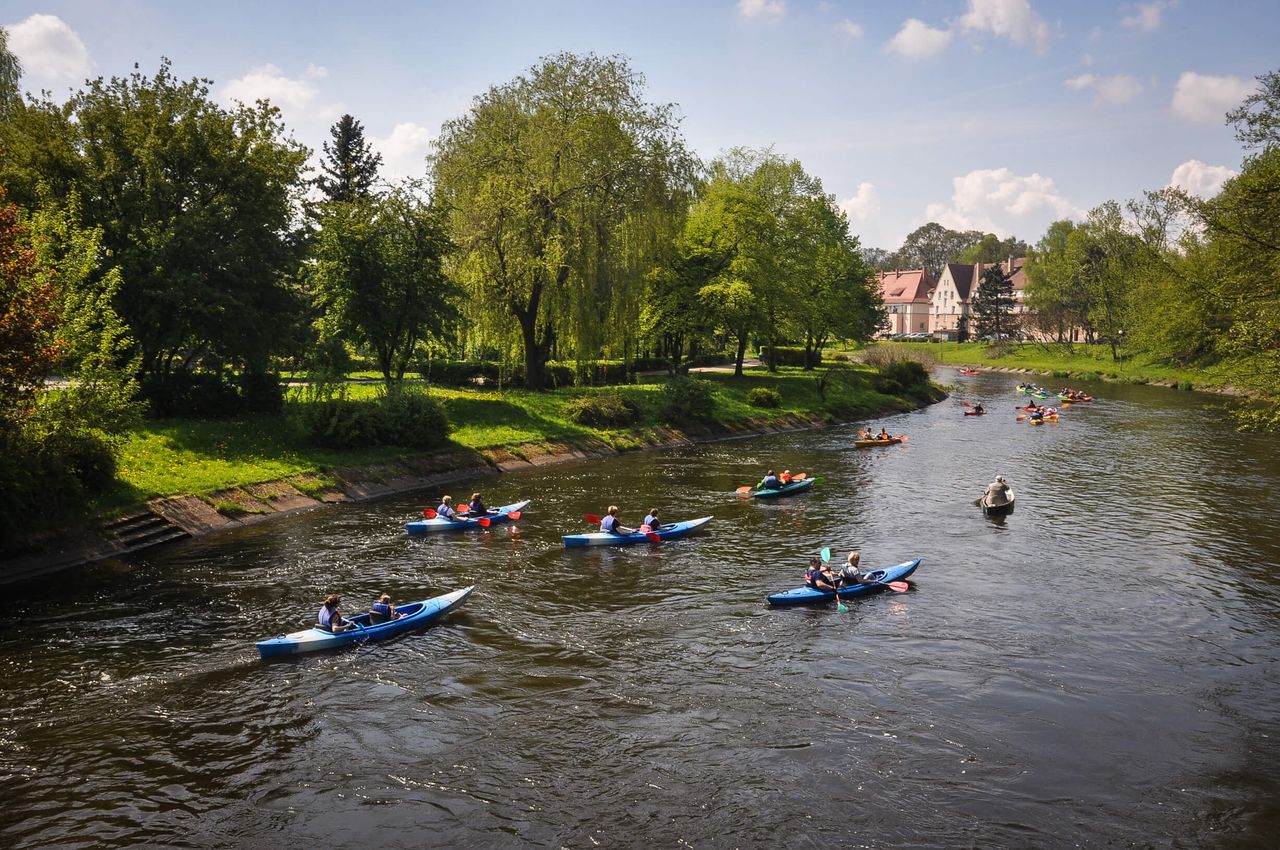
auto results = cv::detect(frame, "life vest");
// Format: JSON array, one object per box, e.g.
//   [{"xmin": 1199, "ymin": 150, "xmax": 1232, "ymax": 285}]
[
  {"xmin": 370, "ymin": 602, "xmax": 392, "ymax": 618},
  {"xmin": 601, "ymin": 515, "xmax": 619, "ymax": 533},
  {"xmin": 762, "ymin": 476, "xmax": 780, "ymax": 490},
  {"xmin": 317, "ymin": 605, "xmax": 338, "ymax": 628},
  {"xmin": 437, "ymin": 503, "xmax": 455, "ymax": 519},
  {"xmin": 469, "ymin": 501, "xmax": 485, "ymax": 514},
  {"xmin": 643, "ymin": 515, "xmax": 659, "ymax": 529}
]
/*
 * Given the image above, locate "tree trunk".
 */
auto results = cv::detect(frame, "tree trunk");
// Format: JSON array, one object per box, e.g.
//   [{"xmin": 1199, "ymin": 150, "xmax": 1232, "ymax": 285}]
[{"xmin": 735, "ymin": 329, "xmax": 749, "ymax": 377}]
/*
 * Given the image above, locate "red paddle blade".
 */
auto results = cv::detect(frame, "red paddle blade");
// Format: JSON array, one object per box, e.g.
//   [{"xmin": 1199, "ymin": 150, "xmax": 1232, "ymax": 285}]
[
  {"xmin": 897, "ymin": 435, "xmax": 909, "ymax": 442},
  {"xmin": 646, "ymin": 532, "xmax": 662, "ymax": 542},
  {"xmin": 962, "ymin": 401, "xmax": 971, "ymax": 406},
  {"xmin": 793, "ymin": 472, "xmax": 807, "ymax": 481},
  {"xmin": 886, "ymin": 581, "xmax": 909, "ymax": 592},
  {"xmin": 422, "ymin": 508, "xmax": 437, "ymax": 518},
  {"xmin": 735, "ymin": 486, "xmax": 753, "ymax": 494},
  {"xmin": 476, "ymin": 517, "xmax": 491, "ymax": 527},
  {"xmin": 585, "ymin": 514, "xmax": 602, "ymax": 524},
  {"xmin": 506, "ymin": 511, "xmax": 521, "ymax": 520}
]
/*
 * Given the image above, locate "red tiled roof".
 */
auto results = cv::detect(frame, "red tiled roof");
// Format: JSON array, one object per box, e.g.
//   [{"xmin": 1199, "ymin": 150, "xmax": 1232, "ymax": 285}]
[{"xmin": 877, "ymin": 269, "xmax": 935, "ymax": 303}]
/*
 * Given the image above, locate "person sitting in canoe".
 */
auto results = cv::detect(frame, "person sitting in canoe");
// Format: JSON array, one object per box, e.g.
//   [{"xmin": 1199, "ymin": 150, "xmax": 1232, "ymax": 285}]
[
  {"xmin": 641, "ymin": 508, "xmax": 662, "ymax": 532},
  {"xmin": 805, "ymin": 557, "xmax": 839, "ymax": 593},
  {"xmin": 838, "ymin": 551, "xmax": 875, "ymax": 587},
  {"xmin": 600, "ymin": 506, "xmax": 635, "ymax": 535},
  {"xmin": 1028, "ymin": 409, "xmax": 1043, "ymax": 421},
  {"xmin": 317, "ymin": 594, "xmax": 356, "ymax": 632},
  {"xmin": 436, "ymin": 495, "xmax": 462, "ymax": 521},
  {"xmin": 983, "ymin": 475, "xmax": 1011, "ymax": 507},
  {"xmin": 368, "ymin": 593, "xmax": 403, "ymax": 625},
  {"xmin": 759, "ymin": 470, "xmax": 781, "ymax": 491},
  {"xmin": 780, "ymin": 469, "xmax": 794, "ymax": 485},
  {"xmin": 876, "ymin": 427, "xmax": 891, "ymax": 441},
  {"xmin": 973, "ymin": 402, "xmax": 985, "ymax": 414},
  {"xmin": 464, "ymin": 492, "xmax": 492, "ymax": 516}
]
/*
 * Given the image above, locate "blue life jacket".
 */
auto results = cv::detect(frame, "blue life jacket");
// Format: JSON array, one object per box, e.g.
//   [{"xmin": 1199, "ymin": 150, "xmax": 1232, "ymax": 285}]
[
  {"xmin": 601, "ymin": 515, "xmax": 619, "ymax": 533},
  {"xmin": 370, "ymin": 602, "xmax": 392, "ymax": 617},
  {"xmin": 762, "ymin": 475, "xmax": 781, "ymax": 490}
]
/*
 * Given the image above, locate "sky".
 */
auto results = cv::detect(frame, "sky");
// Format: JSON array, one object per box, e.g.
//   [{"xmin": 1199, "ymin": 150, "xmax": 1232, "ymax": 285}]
[{"xmin": 3, "ymin": 0, "xmax": 1275, "ymax": 250}]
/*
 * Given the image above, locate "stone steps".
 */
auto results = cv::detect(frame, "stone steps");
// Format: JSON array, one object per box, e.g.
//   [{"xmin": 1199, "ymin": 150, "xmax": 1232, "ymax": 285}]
[{"xmin": 103, "ymin": 510, "xmax": 189, "ymax": 552}]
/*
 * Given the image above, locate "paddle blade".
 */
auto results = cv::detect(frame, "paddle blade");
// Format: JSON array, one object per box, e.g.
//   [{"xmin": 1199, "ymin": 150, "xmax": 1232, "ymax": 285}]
[
  {"xmin": 809, "ymin": 477, "xmax": 825, "ymax": 485},
  {"xmin": 476, "ymin": 517, "xmax": 491, "ymax": 528},
  {"xmin": 1016, "ymin": 414, "xmax": 1026, "ymax": 421},
  {"xmin": 585, "ymin": 514, "xmax": 602, "ymax": 524},
  {"xmin": 646, "ymin": 532, "xmax": 662, "ymax": 542},
  {"xmin": 821, "ymin": 546, "xmax": 831, "ymax": 563},
  {"xmin": 837, "ymin": 600, "xmax": 849, "ymax": 613},
  {"xmin": 793, "ymin": 472, "xmax": 807, "ymax": 481},
  {"xmin": 885, "ymin": 581, "xmax": 910, "ymax": 592},
  {"xmin": 735, "ymin": 485, "xmax": 753, "ymax": 494},
  {"xmin": 506, "ymin": 511, "xmax": 521, "ymax": 521},
  {"xmin": 962, "ymin": 401, "xmax": 971, "ymax": 406},
  {"xmin": 421, "ymin": 508, "xmax": 437, "ymax": 518},
  {"xmin": 897, "ymin": 435, "xmax": 909, "ymax": 442}
]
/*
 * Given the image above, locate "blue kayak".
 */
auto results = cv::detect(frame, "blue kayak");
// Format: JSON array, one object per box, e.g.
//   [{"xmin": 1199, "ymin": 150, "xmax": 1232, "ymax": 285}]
[
  {"xmin": 562, "ymin": 516, "xmax": 713, "ymax": 548},
  {"xmin": 255, "ymin": 586, "xmax": 474, "ymax": 659},
  {"xmin": 405, "ymin": 500, "xmax": 529, "ymax": 534},
  {"xmin": 766, "ymin": 559, "xmax": 921, "ymax": 606},
  {"xmin": 751, "ymin": 479, "xmax": 815, "ymax": 499}
]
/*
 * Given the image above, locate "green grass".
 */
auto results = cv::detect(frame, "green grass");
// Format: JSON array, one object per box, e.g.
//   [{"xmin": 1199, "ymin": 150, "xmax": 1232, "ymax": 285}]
[
  {"xmin": 894, "ymin": 341, "xmax": 1230, "ymax": 387},
  {"xmin": 96, "ymin": 364, "xmax": 927, "ymax": 515}
]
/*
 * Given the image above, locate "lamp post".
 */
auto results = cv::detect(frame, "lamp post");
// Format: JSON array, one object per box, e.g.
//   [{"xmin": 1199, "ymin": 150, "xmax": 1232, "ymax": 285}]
[{"xmin": 1117, "ymin": 328, "xmax": 1125, "ymax": 373}]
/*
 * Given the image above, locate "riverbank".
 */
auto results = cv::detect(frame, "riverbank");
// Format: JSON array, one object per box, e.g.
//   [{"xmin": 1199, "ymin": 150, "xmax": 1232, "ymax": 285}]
[
  {"xmin": 892, "ymin": 341, "xmax": 1236, "ymax": 393},
  {"xmin": 2, "ymin": 366, "xmax": 945, "ymax": 584}
]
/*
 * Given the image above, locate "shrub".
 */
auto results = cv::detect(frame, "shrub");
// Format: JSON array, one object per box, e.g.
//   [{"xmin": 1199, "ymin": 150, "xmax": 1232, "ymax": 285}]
[
  {"xmin": 859, "ymin": 343, "xmax": 938, "ymax": 368},
  {"xmin": 658, "ymin": 375, "xmax": 717, "ymax": 424},
  {"xmin": 238, "ymin": 371, "xmax": 285, "ymax": 414},
  {"xmin": 1051, "ymin": 369, "xmax": 1070, "ymax": 378},
  {"xmin": 140, "ymin": 372, "xmax": 242, "ymax": 418},
  {"xmin": 377, "ymin": 385, "xmax": 451, "ymax": 449},
  {"xmin": 685, "ymin": 351, "xmax": 733, "ymax": 368},
  {"xmin": 758, "ymin": 346, "xmax": 809, "ymax": 367},
  {"xmin": 564, "ymin": 393, "xmax": 642, "ymax": 427},
  {"xmin": 1178, "ymin": 380, "xmax": 1194, "ymax": 391},
  {"xmin": 1081, "ymin": 371, "xmax": 1101, "ymax": 381},
  {"xmin": 748, "ymin": 387, "xmax": 782, "ymax": 408},
  {"xmin": 881, "ymin": 360, "xmax": 929, "ymax": 388},
  {"xmin": 829, "ymin": 353, "xmax": 850, "ymax": 362},
  {"xmin": 50, "ymin": 429, "xmax": 118, "ymax": 495}
]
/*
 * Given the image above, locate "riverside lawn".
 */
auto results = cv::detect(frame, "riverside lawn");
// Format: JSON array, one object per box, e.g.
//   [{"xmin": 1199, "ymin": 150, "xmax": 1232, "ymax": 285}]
[
  {"xmin": 894, "ymin": 341, "xmax": 1230, "ymax": 390},
  {"xmin": 99, "ymin": 366, "xmax": 931, "ymax": 517}
]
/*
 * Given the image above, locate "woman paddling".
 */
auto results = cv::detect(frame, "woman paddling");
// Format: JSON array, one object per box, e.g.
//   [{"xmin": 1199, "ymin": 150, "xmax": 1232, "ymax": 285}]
[{"xmin": 600, "ymin": 506, "xmax": 635, "ymax": 535}]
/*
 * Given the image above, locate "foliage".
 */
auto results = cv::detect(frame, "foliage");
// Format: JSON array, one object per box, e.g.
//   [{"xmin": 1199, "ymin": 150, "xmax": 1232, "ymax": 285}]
[
  {"xmin": 858, "ymin": 342, "xmax": 938, "ymax": 368},
  {"xmin": 291, "ymin": 381, "xmax": 451, "ymax": 449},
  {"xmin": 888, "ymin": 223, "xmax": 987, "ymax": 277},
  {"xmin": 957, "ymin": 233, "xmax": 1030, "ymax": 265},
  {"xmin": 970, "ymin": 264, "xmax": 1018, "ymax": 341},
  {"xmin": 747, "ymin": 386, "xmax": 782, "ymax": 408},
  {"xmin": 658, "ymin": 375, "xmax": 717, "ymax": 424},
  {"xmin": 564, "ymin": 392, "xmax": 642, "ymax": 426},
  {"xmin": 433, "ymin": 52, "xmax": 696, "ymax": 389},
  {"xmin": 375, "ymin": 383, "xmax": 451, "ymax": 448},
  {"xmin": 317, "ymin": 114, "xmax": 384, "ymax": 202},
  {"xmin": 0, "ymin": 27, "xmax": 20, "ymax": 112},
  {"xmin": 0, "ymin": 189, "xmax": 61, "ymax": 418},
  {"xmin": 311, "ymin": 187, "xmax": 456, "ymax": 385}
]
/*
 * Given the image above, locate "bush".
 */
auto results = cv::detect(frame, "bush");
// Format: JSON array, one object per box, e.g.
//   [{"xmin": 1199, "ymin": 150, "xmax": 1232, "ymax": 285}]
[
  {"xmin": 376, "ymin": 386, "xmax": 451, "ymax": 449},
  {"xmin": 758, "ymin": 346, "xmax": 809, "ymax": 367},
  {"xmin": 564, "ymin": 393, "xmax": 642, "ymax": 427},
  {"xmin": 140, "ymin": 372, "xmax": 243, "ymax": 418},
  {"xmin": 747, "ymin": 387, "xmax": 782, "ymax": 408},
  {"xmin": 685, "ymin": 351, "xmax": 733, "ymax": 368},
  {"xmin": 292, "ymin": 384, "xmax": 382, "ymax": 448},
  {"xmin": 881, "ymin": 360, "xmax": 929, "ymax": 388},
  {"xmin": 829, "ymin": 353, "xmax": 850, "ymax": 362},
  {"xmin": 50, "ymin": 429, "xmax": 118, "ymax": 495},
  {"xmin": 659, "ymin": 376, "xmax": 717, "ymax": 424},
  {"xmin": 1178, "ymin": 380, "xmax": 1194, "ymax": 391},
  {"xmin": 1051, "ymin": 369, "xmax": 1070, "ymax": 378},
  {"xmin": 859, "ymin": 343, "xmax": 938, "ymax": 368},
  {"xmin": 238, "ymin": 371, "xmax": 285, "ymax": 414}
]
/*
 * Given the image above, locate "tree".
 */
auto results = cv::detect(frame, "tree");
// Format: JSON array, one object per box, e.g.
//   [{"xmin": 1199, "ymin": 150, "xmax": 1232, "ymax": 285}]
[
  {"xmin": 891, "ymin": 223, "xmax": 986, "ymax": 276},
  {"xmin": 317, "ymin": 114, "xmax": 384, "ymax": 202},
  {"xmin": 1025, "ymin": 219, "xmax": 1089, "ymax": 345},
  {"xmin": 0, "ymin": 187, "xmax": 60, "ymax": 418},
  {"xmin": 433, "ymin": 52, "xmax": 695, "ymax": 389},
  {"xmin": 311, "ymin": 187, "xmax": 456, "ymax": 385},
  {"xmin": 970, "ymin": 264, "xmax": 1017, "ymax": 341},
  {"xmin": 958, "ymin": 232, "xmax": 1030, "ymax": 265},
  {"xmin": 0, "ymin": 27, "xmax": 21, "ymax": 113}
]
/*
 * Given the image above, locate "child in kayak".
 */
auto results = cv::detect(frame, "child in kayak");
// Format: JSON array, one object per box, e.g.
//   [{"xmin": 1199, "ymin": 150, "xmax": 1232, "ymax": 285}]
[
  {"xmin": 600, "ymin": 506, "xmax": 635, "ymax": 535},
  {"xmin": 641, "ymin": 508, "xmax": 661, "ymax": 532},
  {"xmin": 805, "ymin": 557, "xmax": 839, "ymax": 592},
  {"xmin": 317, "ymin": 595, "xmax": 355, "ymax": 632},
  {"xmin": 368, "ymin": 593, "xmax": 402, "ymax": 624},
  {"xmin": 465, "ymin": 492, "xmax": 490, "ymax": 516}
]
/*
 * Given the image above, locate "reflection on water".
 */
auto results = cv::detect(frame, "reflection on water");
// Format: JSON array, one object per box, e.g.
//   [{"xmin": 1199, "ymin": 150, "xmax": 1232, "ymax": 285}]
[{"xmin": 2, "ymin": 373, "xmax": 1278, "ymax": 848}]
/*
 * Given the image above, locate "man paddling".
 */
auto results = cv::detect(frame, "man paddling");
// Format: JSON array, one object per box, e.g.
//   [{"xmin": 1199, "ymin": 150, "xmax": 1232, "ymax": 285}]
[
  {"xmin": 982, "ymin": 475, "xmax": 1011, "ymax": 507},
  {"xmin": 805, "ymin": 557, "xmax": 839, "ymax": 593},
  {"xmin": 758, "ymin": 470, "xmax": 782, "ymax": 491}
]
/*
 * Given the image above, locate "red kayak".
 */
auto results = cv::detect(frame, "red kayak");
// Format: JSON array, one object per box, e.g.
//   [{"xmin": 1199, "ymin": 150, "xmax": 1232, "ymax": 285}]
[
  {"xmin": 958, "ymin": 368, "xmax": 981, "ymax": 376},
  {"xmin": 964, "ymin": 409, "xmax": 986, "ymax": 416}
]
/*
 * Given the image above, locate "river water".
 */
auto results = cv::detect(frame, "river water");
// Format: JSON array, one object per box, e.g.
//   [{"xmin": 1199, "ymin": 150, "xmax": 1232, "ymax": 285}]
[{"xmin": 2, "ymin": 372, "xmax": 1278, "ymax": 849}]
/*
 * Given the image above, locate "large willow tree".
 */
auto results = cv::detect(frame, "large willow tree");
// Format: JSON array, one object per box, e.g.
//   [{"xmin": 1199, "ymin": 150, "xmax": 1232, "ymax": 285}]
[{"xmin": 431, "ymin": 52, "xmax": 695, "ymax": 388}]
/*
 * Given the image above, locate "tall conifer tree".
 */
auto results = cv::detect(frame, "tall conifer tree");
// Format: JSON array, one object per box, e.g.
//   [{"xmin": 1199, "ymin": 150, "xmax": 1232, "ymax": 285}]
[{"xmin": 317, "ymin": 114, "xmax": 383, "ymax": 202}]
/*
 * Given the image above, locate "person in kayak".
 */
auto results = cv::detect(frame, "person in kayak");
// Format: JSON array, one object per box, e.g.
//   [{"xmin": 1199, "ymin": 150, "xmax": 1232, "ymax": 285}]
[
  {"xmin": 759, "ymin": 470, "xmax": 781, "ymax": 490},
  {"xmin": 779, "ymin": 470, "xmax": 793, "ymax": 485},
  {"xmin": 317, "ymin": 595, "xmax": 356, "ymax": 632},
  {"xmin": 465, "ymin": 492, "xmax": 490, "ymax": 516},
  {"xmin": 973, "ymin": 402, "xmax": 985, "ymax": 414},
  {"xmin": 805, "ymin": 557, "xmax": 839, "ymax": 592},
  {"xmin": 436, "ymin": 495, "xmax": 461, "ymax": 521},
  {"xmin": 600, "ymin": 506, "xmax": 635, "ymax": 535},
  {"xmin": 838, "ymin": 551, "xmax": 875, "ymax": 587},
  {"xmin": 983, "ymin": 475, "xmax": 1011, "ymax": 506},
  {"xmin": 641, "ymin": 508, "xmax": 661, "ymax": 532},
  {"xmin": 876, "ymin": 427, "xmax": 891, "ymax": 440},
  {"xmin": 368, "ymin": 593, "xmax": 402, "ymax": 624}
]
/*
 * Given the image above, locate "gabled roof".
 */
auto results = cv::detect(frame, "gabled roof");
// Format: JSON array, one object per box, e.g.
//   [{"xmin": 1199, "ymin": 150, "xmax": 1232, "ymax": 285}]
[
  {"xmin": 942, "ymin": 263, "xmax": 975, "ymax": 299},
  {"xmin": 877, "ymin": 269, "xmax": 935, "ymax": 303}
]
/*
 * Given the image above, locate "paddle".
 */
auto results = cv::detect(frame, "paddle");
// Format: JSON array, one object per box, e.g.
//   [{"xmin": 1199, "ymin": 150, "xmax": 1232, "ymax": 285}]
[
  {"xmin": 474, "ymin": 517, "xmax": 491, "ymax": 528},
  {"xmin": 506, "ymin": 511, "xmax": 522, "ymax": 521},
  {"xmin": 735, "ymin": 485, "xmax": 755, "ymax": 494},
  {"xmin": 821, "ymin": 548, "xmax": 848, "ymax": 612},
  {"xmin": 585, "ymin": 513, "xmax": 602, "ymax": 524},
  {"xmin": 422, "ymin": 507, "xmax": 437, "ymax": 518},
  {"xmin": 874, "ymin": 580, "xmax": 910, "ymax": 593}
]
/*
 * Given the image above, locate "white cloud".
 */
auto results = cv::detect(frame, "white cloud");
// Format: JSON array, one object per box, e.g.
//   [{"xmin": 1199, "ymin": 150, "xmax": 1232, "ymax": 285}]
[
  {"xmin": 837, "ymin": 19, "xmax": 863, "ymax": 38},
  {"xmin": 6, "ymin": 14, "xmax": 91, "ymax": 83},
  {"xmin": 1122, "ymin": 1, "xmax": 1173, "ymax": 32},
  {"xmin": 925, "ymin": 167, "xmax": 1084, "ymax": 235},
  {"xmin": 373, "ymin": 122, "xmax": 434, "ymax": 182},
  {"xmin": 221, "ymin": 63, "xmax": 334, "ymax": 119},
  {"xmin": 839, "ymin": 182, "xmax": 879, "ymax": 223},
  {"xmin": 958, "ymin": 0, "xmax": 1050, "ymax": 53},
  {"xmin": 1171, "ymin": 71, "xmax": 1255, "ymax": 123},
  {"xmin": 1064, "ymin": 73, "xmax": 1143, "ymax": 106},
  {"xmin": 884, "ymin": 19, "xmax": 952, "ymax": 59},
  {"xmin": 1168, "ymin": 159, "xmax": 1236, "ymax": 198},
  {"xmin": 737, "ymin": 0, "xmax": 785, "ymax": 20}
]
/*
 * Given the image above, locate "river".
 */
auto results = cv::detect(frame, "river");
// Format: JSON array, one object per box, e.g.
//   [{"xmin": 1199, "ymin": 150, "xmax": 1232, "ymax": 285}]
[{"xmin": 2, "ymin": 371, "xmax": 1277, "ymax": 849}]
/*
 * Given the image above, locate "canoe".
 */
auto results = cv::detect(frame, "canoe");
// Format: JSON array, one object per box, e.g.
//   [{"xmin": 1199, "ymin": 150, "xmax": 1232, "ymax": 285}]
[
  {"xmin": 1028, "ymin": 415, "xmax": 1059, "ymax": 425},
  {"xmin": 1059, "ymin": 394, "xmax": 1093, "ymax": 402},
  {"xmin": 405, "ymin": 500, "xmax": 530, "ymax": 534},
  {"xmin": 958, "ymin": 369, "xmax": 980, "ymax": 376},
  {"xmin": 767, "ymin": 559, "xmax": 921, "ymax": 606},
  {"xmin": 980, "ymin": 492, "xmax": 1016, "ymax": 516},
  {"xmin": 963, "ymin": 409, "xmax": 986, "ymax": 416},
  {"xmin": 255, "ymin": 586, "xmax": 474, "ymax": 659},
  {"xmin": 854, "ymin": 438, "xmax": 903, "ymax": 448},
  {"xmin": 751, "ymin": 479, "xmax": 815, "ymax": 498},
  {"xmin": 562, "ymin": 516, "xmax": 713, "ymax": 548}
]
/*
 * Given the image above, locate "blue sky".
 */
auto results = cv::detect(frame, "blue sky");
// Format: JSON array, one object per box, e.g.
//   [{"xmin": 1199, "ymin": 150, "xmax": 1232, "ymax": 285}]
[{"xmin": 4, "ymin": 0, "xmax": 1275, "ymax": 250}]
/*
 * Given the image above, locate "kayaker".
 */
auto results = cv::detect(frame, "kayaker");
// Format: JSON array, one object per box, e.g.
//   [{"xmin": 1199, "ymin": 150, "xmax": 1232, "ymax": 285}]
[
  {"xmin": 983, "ymin": 475, "xmax": 1011, "ymax": 507},
  {"xmin": 600, "ymin": 506, "xmax": 634, "ymax": 535},
  {"xmin": 368, "ymin": 593, "xmax": 401, "ymax": 624},
  {"xmin": 317, "ymin": 595, "xmax": 355, "ymax": 632},
  {"xmin": 876, "ymin": 427, "xmax": 891, "ymax": 441},
  {"xmin": 759, "ymin": 470, "xmax": 781, "ymax": 490},
  {"xmin": 805, "ymin": 557, "xmax": 838, "ymax": 593},
  {"xmin": 838, "ymin": 551, "xmax": 874, "ymax": 587},
  {"xmin": 780, "ymin": 469, "xmax": 793, "ymax": 485},
  {"xmin": 641, "ymin": 508, "xmax": 661, "ymax": 532},
  {"xmin": 973, "ymin": 402, "xmax": 985, "ymax": 414},
  {"xmin": 465, "ymin": 492, "xmax": 490, "ymax": 516},
  {"xmin": 436, "ymin": 495, "xmax": 461, "ymax": 522}
]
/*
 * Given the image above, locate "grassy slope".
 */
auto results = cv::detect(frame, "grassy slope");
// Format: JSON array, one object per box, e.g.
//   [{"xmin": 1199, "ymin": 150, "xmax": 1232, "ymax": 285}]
[
  {"xmin": 100, "ymin": 366, "xmax": 915, "ymax": 514},
  {"xmin": 895, "ymin": 341, "xmax": 1229, "ymax": 387}
]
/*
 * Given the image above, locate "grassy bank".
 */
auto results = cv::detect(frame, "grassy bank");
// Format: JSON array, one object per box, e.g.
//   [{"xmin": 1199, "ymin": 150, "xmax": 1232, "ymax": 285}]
[
  {"xmin": 892, "ymin": 342, "xmax": 1230, "ymax": 390},
  {"xmin": 98, "ymin": 366, "xmax": 936, "ymax": 516}
]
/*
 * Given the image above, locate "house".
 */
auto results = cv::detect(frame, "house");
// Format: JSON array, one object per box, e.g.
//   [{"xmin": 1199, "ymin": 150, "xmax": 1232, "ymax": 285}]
[
  {"xmin": 876, "ymin": 268, "xmax": 935, "ymax": 337},
  {"xmin": 929, "ymin": 263, "xmax": 976, "ymax": 335}
]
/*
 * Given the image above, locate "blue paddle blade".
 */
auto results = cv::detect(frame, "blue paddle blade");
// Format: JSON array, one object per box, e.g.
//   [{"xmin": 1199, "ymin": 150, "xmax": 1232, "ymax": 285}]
[{"xmin": 821, "ymin": 547, "xmax": 831, "ymax": 563}]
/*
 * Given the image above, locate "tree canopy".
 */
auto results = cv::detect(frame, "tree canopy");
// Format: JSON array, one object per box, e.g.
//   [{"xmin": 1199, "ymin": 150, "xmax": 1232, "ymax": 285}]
[{"xmin": 317, "ymin": 114, "xmax": 384, "ymax": 202}]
